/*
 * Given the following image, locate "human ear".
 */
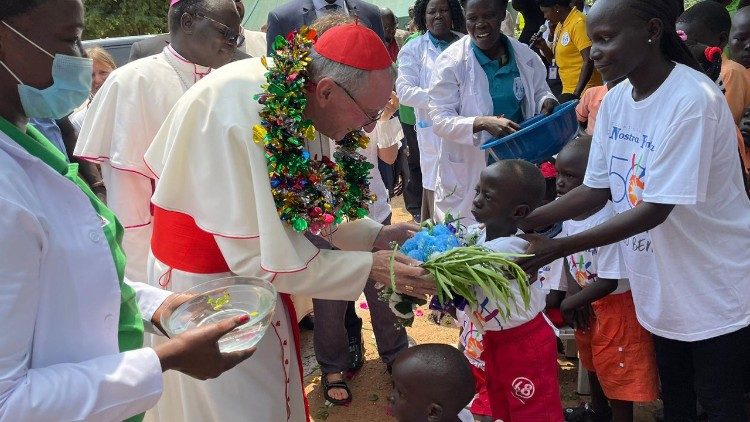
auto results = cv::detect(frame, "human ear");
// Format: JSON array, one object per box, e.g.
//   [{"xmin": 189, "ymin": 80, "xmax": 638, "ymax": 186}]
[
  {"xmin": 646, "ymin": 17, "xmax": 663, "ymax": 45},
  {"xmin": 426, "ymin": 403, "xmax": 444, "ymax": 422},
  {"xmin": 513, "ymin": 204, "xmax": 532, "ymax": 219},
  {"xmin": 314, "ymin": 78, "xmax": 336, "ymax": 106},
  {"xmin": 181, "ymin": 12, "xmax": 195, "ymax": 34}
]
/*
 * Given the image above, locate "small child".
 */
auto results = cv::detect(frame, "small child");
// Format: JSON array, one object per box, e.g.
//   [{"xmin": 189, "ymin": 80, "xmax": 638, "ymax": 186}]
[
  {"xmin": 555, "ymin": 137, "xmax": 659, "ymax": 421},
  {"xmin": 389, "ymin": 344, "xmax": 476, "ymax": 422},
  {"xmin": 463, "ymin": 159, "xmax": 563, "ymax": 422}
]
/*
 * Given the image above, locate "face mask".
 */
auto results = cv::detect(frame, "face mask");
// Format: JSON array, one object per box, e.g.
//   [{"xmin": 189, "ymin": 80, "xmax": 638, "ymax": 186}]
[{"xmin": 0, "ymin": 21, "xmax": 92, "ymax": 119}]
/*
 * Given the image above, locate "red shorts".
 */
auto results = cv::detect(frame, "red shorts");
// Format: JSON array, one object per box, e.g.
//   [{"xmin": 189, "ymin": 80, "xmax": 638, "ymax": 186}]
[
  {"xmin": 481, "ymin": 314, "xmax": 563, "ymax": 422},
  {"xmin": 469, "ymin": 364, "xmax": 493, "ymax": 417},
  {"xmin": 575, "ymin": 291, "xmax": 659, "ymax": 402}
]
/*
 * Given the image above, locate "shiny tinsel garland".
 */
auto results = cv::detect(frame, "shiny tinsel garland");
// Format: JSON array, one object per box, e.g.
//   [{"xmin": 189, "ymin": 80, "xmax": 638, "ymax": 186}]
[{"xmin": 253, "ymin": 27, "xmax": 375, "ymax": 233}]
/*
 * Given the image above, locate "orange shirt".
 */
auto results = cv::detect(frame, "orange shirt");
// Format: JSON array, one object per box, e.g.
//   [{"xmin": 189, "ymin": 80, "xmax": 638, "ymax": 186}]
[
  {"xmin": 720, "ymin": 58, "xmax": 750, "ymax": 124},
  {"xmin": 575, "ymin": 85, "xmax": 608, "ymax": 135},
  {"xmin": 720, "ymin": 60, "xmax": 750, "ymax": 170}
]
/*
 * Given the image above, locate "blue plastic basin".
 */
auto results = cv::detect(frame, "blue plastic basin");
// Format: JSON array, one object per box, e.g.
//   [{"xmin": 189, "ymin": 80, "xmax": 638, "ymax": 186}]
[{"xmin": 481, "ymin": 100, "xmax": 579, "ymax": 164}]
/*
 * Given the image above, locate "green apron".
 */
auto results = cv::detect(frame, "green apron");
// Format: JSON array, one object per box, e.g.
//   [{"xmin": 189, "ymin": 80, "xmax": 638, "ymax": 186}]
[{"xmin": 0, "ymin": 117, "xmax": 146, "ymax": 422}]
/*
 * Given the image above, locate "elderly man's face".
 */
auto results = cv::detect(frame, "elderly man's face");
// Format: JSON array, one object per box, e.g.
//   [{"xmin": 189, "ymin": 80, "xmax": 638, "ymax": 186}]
[{"xmin": 313, "ymin": 68, "xmax": 394, "ymax": 141}]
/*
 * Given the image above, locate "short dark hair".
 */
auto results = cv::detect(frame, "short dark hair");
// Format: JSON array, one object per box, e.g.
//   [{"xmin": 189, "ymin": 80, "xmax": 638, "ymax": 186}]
[
  {"xmin": 169, "ymin": 0, "xmax": 214, "ymax": 33},
  {"xmin": 0, "ymin": 0, "xmax": 48, "ymax": 21},
  {"xmin": 394, "ymin": 344, "xmax": 475, "ymax": 412},
  {"xmin": 493, "ymin": 159, "xmax": 547, "ymax": 209},
  {"xmin": 413, "ymin": 0, "xmax": 467, "ymax": 34},
  {"xmin": 560, "ymin": 135, "xmax": 592, "ymax": 158},
  {"xmin": 678, "ymin": 0, "xmax": 732, "ymax": 35}
]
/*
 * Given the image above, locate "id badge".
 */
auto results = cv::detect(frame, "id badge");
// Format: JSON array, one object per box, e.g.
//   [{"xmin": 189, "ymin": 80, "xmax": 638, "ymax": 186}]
[{"xmin": 548, "ymin": 62, "xmax": 559, "ymax": 80}]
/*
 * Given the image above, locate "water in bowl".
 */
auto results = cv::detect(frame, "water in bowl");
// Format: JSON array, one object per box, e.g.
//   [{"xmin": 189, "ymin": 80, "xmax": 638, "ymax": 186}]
[{"xmin": 167, "ymin": 285, "xmax": 276, "ymax": 353}]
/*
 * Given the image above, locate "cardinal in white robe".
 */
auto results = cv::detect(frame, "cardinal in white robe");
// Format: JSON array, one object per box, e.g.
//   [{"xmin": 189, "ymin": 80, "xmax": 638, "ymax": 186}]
[{"xmin": 143, "ymin": 22, "xmax": 434, "ymax": 421}]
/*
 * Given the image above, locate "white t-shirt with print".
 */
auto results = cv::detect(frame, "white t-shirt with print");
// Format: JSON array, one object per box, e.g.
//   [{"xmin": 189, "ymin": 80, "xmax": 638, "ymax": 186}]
[
  {"xmin": 562, "ymin": 201, "xmax": 629, "ymax": 294},
  {"xmin": 466, "ymin": 227, "xmax": 548, "ymax": 332},
  {"xmin": 584, "ymin": 63, "xmax": 750, "ymax": 341}
]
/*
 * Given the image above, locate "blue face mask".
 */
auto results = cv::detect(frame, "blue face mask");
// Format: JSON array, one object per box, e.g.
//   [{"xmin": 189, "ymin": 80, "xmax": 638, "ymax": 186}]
[{"xmin": 0, "ymin": 21, "xmax": 92, "ymax": 119}]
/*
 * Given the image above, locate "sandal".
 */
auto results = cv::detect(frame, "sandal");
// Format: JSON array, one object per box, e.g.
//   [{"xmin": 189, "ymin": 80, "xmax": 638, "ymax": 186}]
[{"xmin": 322, "ymin": 373, "xmax": 352, "ymax": 406}]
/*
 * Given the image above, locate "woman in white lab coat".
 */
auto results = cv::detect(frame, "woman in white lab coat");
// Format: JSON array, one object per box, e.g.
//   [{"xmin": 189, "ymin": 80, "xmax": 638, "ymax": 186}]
[
  {"xmin": 0, "ymin": 2, "xmax": 254, "ymax": 421},
  {"xmin": 428, "ymin": 0, "xmax": 557, "ymax": 224},
  {"xmin": 396, "ymin": 0, "xmax": 465, "ymax": 221}
]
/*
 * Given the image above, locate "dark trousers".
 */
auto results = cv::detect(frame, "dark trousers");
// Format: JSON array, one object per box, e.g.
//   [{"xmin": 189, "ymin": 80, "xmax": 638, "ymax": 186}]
[
  {"xmin": 312, "ymin": 214, "xmax": 408, "ymax": 373},
  {"xmin": 401, "ymin": 122, "xmax": 422, "ymax": 218},
  {"xmin": 652, "ymin": 324, "xmax": 750, "ymax": 421}
]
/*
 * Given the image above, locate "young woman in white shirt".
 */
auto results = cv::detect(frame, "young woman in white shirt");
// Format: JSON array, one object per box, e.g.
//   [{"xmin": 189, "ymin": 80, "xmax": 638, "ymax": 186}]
[{"xmin": 519, "ymin": 0, "xmax": 750, "ymax": 420}]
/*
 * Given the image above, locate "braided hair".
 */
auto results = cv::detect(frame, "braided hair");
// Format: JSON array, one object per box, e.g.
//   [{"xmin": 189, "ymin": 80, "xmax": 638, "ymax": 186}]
[
  {"xmin": 0, "ymin": 0, "xmax": 48, "ymax": 21},
  {"xmin": 413, "ymin": 0, "xmax": 467, "ymax": 34},
  {"xmin": 627, "ymin": 0, "xmax": 700, "ymax": 70}
]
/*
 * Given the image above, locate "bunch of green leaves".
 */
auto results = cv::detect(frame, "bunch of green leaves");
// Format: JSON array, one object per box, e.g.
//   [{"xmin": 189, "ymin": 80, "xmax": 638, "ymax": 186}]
[{"xmin": 425, "ymin": 246, "xmax": 531, "ymax": 320}]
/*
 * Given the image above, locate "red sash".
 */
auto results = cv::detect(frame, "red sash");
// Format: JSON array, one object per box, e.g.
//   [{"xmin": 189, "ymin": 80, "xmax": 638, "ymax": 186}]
[{"xmin": 151, "ymin": 206, "xmax": 309, "ymax": 420}]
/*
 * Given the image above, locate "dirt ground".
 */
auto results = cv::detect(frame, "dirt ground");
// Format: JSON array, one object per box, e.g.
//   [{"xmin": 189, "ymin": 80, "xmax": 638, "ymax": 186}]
[{"xmin": 301, "ymin": 196, "xmax": 662, "ymax": 421}]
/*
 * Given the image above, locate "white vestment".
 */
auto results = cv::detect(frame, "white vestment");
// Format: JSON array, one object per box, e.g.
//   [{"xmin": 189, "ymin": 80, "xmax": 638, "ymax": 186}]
[
  {"xmin": 74, "ymin": 45, "xmax": 211, "ymax": 284},
  {"xmin": 143, "ymin": 57, "xmax": 381, "ymax": 422},
  {"xmin": 242, "ymin": 29, "xmax": 267, "ymax": 58}
]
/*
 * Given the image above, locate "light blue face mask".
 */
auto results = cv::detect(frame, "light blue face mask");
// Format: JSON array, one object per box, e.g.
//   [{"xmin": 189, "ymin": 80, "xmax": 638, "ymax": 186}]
[{"xmin": 0, "ymin": 21, "xmax": 92, "ymax": 119}]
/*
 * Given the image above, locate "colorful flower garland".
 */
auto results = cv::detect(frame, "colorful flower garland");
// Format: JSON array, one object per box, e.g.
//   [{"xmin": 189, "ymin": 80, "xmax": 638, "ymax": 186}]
[{"xmin": 252, "ymin": 27, "xmax": 375, "ymax": 233}]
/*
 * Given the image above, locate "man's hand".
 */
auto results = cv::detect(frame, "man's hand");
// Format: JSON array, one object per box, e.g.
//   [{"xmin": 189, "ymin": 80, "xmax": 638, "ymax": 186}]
[
  {"xmin": 474, "ymin": 116, "xmax": 520, "ymax": 138},
  {"xmin": 155, "ymin": 314, "xmax": 256, "ymax": 380},
  {"xmin": 370, "ymin": 250, "xmax": 435, "ymax": 298},
  {"xmin": 373, "ymin": 222, "xmax": 420, "ymax": 250},
  {"xmin": 540, "ymin": 98, "xmax": 558, "ymax": 115}
]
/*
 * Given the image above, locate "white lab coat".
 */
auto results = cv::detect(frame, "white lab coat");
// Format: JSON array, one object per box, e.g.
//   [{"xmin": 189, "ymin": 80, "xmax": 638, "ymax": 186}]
[
  {"xmin": 0, "ymin": 129, "xmax": 171, "ymax": 421},
  {"xmin": 428, "ymin": 35, "xmax": 555, "ymax": 224},
  {"xmin": 396, "ymin": 31, "xmax": 462, "ymax": 191}
]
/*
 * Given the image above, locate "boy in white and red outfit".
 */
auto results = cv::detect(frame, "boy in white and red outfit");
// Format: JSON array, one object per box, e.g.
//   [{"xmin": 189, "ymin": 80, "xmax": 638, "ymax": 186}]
[{"xmin": 463, "ymin": 159, "xmax": 564, "ymax": 422}]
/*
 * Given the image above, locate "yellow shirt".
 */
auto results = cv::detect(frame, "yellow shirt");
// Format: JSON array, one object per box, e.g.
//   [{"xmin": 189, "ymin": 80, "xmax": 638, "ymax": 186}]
[{"xmin": 554, "ymin": 8, "xmax": 601, "ymax": 94}]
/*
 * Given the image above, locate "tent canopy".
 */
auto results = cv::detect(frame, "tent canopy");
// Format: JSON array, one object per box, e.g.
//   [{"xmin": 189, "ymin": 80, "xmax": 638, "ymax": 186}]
[{"xmin": 242, "ymin": 0, "xmax": 415, "ymax": 31}]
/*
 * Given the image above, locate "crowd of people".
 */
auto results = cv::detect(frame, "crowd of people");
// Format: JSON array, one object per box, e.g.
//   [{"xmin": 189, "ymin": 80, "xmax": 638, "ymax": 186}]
[{"xmin": 1, "ymin": 0, "xmax": 750, "ymax": 421}]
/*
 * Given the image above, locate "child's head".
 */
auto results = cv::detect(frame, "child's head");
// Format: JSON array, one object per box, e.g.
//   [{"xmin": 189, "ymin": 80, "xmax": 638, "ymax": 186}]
[
  {"xmin": 730, "ymin": 6, "xmax": 750, "ymax": 68},
  {"xmin": 555, "ymin": 136, "xmax": 592, "ymax": 197},
  {"xmin": 471, "ymin": 159, "xmax": 545, "ymax": 237},
  {"xmin": 389, "ymin": 344, "xmax": 475, "ymax": 422},
  {"xmin": 676, "ymin": 1, "xmax": 732, "ymax": 49}
]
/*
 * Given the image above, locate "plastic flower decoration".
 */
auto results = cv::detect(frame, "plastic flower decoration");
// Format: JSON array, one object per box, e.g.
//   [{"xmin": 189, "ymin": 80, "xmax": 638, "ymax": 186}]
[{"xmin": 380, "ymin": 214, "xmax": 531, "ymax": 328}]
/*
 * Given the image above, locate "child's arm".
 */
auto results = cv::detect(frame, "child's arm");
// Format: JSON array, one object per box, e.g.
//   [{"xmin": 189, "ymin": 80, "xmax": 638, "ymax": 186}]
[{"xmin": 561, "ymin": 277, "xmax": 617, "ymax": 311}]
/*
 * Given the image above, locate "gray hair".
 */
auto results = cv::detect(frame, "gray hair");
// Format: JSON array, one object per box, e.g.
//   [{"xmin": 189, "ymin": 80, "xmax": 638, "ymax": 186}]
[{"xmin": 308, "ymin": 49, "xmax": 396, "ymax": 96}]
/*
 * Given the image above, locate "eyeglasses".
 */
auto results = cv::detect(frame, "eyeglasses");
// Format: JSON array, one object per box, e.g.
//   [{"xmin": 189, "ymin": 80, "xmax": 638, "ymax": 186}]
[
  {"xmin": 331, "ymin": 80, "xmax": 384, "ymax": 128},
  {"xmin": 195, "ymin": 14, "xmax": 246, "ymax": 47}
]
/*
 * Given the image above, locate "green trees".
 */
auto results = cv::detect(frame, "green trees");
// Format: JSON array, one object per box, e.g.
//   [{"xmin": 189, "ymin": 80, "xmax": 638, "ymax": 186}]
[{"xmin": 83, "ymin": 0, "xmax": 169, "ymax": 40}]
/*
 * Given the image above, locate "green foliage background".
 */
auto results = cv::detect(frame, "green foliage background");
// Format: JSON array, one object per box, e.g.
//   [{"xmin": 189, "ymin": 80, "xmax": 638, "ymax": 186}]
[{"xmin": 83, "ymin": 0, "xmax": 169, "ymax": 40}]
